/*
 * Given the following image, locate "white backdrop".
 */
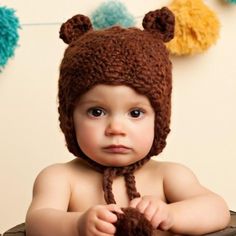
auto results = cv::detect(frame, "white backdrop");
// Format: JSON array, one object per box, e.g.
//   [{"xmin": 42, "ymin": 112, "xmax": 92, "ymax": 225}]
[{"xmin": 0, "ymin": 0, "xmax": 235, "ymax": 233}]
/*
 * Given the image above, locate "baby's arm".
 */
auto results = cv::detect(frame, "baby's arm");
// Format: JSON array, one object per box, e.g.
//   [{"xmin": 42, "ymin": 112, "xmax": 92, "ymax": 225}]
[
  {"xmin": 163, "ymin": 163, "xmax": 230, "ymax": 234},
  {"xmin": 131, "ymin": 162, "xmax": 230, "ymax": 235},
  {"xmin": 26, "ymin": 164, "xmax": 121, "ymax": 236}
]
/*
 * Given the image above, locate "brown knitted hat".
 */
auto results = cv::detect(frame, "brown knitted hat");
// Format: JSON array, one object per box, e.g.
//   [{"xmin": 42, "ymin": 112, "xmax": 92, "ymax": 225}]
[{"xmin": 58, "ymin": 7, "xmax": 174, "ymax": 206}]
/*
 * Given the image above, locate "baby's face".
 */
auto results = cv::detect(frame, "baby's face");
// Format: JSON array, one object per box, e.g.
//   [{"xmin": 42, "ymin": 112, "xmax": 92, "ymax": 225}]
[{"xmin": 73, "ymin": 84, "xmax": 155, "ymax": 167}]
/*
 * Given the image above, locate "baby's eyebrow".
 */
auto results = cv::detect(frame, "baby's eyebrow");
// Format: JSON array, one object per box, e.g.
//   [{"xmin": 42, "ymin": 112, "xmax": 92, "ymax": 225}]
[
  {"xmin": 77, "ymin": 99, "xmax": 153, "ymax": 109},
  {"xmin": 127, "ymin": 101, "xmax": 153, "ymax": 108},
  {"xmin": 77, "ymin": 99, "xmax": 104, "ymax": 106}
]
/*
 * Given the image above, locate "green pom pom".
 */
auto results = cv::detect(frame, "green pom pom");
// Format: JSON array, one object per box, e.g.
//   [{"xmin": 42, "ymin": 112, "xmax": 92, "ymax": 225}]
[
  {"xmin": 226, "ymin": 0, "xmax": 236, "ymax": 3},
  {"xmin": 91, "ymin": 0, "xmax": 135, "ymax": 29},
  {"xmin": 0, "ymin": 6, "xmax": 20, "ymax": 71}
]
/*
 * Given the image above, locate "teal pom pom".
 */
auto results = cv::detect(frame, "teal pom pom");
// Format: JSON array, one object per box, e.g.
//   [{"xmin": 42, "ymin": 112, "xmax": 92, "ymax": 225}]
[
  {"xmin": 0, "ymin": 6, "xmax": 20, "ymax": 71},
  {"xmin": 91, "ymin": 0, "xmax": 135, "ymax": 29},
  {"xmin": 226, "ymin": 0, "xmax": 236, "ymax": 3}
]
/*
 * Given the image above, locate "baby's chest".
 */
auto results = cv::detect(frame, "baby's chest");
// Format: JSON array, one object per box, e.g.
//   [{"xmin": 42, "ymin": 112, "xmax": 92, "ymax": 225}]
[{"xmin": 68, "ymin": 173, "xmax": 165, "ymax": 212}]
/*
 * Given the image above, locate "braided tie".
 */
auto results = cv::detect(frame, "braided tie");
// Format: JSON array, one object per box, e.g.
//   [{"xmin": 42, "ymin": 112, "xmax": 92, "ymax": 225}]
[
  {"xmin": 103, "ymin": 168, "xmax": 116, "ymax": 204},
  {"xmin": 103, "ymin": 167, "xmax": 141, "ymax": 204},
  {"xmin": 124, "ymin": 173, "xmax": 141, "ymax": 201}
]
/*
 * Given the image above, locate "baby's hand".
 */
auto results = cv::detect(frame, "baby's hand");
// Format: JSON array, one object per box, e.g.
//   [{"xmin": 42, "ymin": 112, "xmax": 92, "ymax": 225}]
[
  {"xmin": 130, "ymin": 196, "xmax": 173, "ymax": 231},
  {"xmin": 78, "ymin": 204, "xmax": 122, "ymax": 236}
]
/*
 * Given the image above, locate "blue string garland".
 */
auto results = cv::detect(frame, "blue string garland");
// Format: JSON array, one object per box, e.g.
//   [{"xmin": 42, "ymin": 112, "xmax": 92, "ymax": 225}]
[{"xmin": 0, "ymin": 6, "xmax": 20, "ymax": 71}]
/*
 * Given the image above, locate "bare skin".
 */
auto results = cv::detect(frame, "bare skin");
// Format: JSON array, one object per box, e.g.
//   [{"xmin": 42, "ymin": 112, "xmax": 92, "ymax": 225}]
[
  {"xmin": 26, "ymin": 86, "xmax": 230, "ymax": 235},
  {"xmin": 26, "ymin": 158, "xmax": 230, "ymax": 236}
]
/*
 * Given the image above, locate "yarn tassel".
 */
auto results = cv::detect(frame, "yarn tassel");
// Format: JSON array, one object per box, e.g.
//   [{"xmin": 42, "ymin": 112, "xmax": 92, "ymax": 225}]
[{"xmin": 102, "ymin": 168, "xmax": 153, "ymax": 236}]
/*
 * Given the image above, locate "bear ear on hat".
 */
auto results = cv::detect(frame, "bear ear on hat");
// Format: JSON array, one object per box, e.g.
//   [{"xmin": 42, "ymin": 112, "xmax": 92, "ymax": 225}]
[
  {"xmin": 142, "ymin": 7, "xmax": 175, "ymax": 43},
  {"xmin": 59, "ymin": 14, "xmax": 93, "ymax": 44}
]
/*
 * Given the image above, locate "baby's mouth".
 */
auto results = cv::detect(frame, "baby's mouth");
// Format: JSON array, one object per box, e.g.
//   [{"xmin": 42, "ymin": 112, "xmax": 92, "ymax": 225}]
[{"xmin": 102, "ymin": 145, "xmax": 131, "ymax": 154}]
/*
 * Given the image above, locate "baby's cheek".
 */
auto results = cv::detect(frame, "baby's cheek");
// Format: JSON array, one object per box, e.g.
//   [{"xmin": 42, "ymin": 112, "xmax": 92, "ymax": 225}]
[
  {"xmin": 135, "ymin": 128, "xmax": 154, "ymax": 156},
  {"xmin": 75, "ymin": 123, "xmax": 97, "ymax": 150}
]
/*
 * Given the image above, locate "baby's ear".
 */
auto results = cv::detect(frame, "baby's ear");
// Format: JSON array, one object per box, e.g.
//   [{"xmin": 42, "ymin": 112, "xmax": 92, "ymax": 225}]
[
  {"xmin": 142, "ymin": 7, "xmax": 175, "ymax": 42},
  {"xmin": 59, "ymin": 14, "xmax": 93, "ymax": 44}
]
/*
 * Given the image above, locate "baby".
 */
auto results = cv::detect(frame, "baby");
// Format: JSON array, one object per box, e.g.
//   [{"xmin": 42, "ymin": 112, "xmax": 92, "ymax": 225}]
[{"xmin": 25, "ymin": 7, "xmax": 230, "ymax": 236}]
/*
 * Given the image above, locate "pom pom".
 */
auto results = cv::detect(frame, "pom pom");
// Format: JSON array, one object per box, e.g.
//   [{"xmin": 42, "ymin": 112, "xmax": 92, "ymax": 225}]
[
  {"xmin": 91, "ymin": 0, "xmax": 136, "ymax": 29},
  {"xmin": 226, "ymin": 0, "xmax": 236, "ymax": 3},
  {"xmin": 166, "ymin": 0, "xmax": 220, "ymax": 56},
  {"xmin": 115, "ymin": 207, "xmax": 153, "ymax": 236},
  {"xmin": 0, "ymin": 6, "xmax": 20, "ymax": 71}
]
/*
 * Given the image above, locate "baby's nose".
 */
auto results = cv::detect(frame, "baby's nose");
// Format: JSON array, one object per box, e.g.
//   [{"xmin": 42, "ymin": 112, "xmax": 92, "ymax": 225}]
[{"xmin": 105, "ymin": 117, "xmax": 126, "ymax": 136}]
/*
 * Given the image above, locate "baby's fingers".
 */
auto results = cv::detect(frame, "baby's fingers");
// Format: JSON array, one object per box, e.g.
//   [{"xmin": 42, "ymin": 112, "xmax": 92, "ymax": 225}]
[
  {"xmin": 158, "ymin": 211, "xmax": 173, "ymax": 231},
  {"xmin": 106, "ymin": 204, "xmax": 123, "ymax": 214},
  {"xmin": 95, "ymin": 219, "xmax": 116, "ymax": 235},
  {"xmin": 97, "ymin": 209, "xmax": 117, "ymax": 223},
  {"xmin": 132, "ymin": 198, "xmax": 151, "ymax": 214},
  {"xmin": 143, "ymin": 203, "xmax": 157, "ymax": 221},
  {"xmin": 98, "ymin": 204, "xmax": 122, "ymax": 223},
  {"xmin": 129, "ymin": 197, "xmax": 142, "ymax": 208},
  {"xmin": 150, "ymin": 209, "xmax": 163, "ymax": 229},
  {"xmin": 151, "ymin": 209, "xmax": 172, "ymax": 230}
]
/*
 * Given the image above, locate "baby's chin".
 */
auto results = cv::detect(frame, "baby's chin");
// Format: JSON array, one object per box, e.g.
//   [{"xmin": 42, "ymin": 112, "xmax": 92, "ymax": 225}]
[{"xmin": 95, "ymin": 157, "xmax": 144, "ymax": 168}]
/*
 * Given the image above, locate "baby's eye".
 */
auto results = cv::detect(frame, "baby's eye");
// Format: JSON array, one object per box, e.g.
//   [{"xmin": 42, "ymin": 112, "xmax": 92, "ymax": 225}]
[
  {"xmin": 129, "ymin": 109, "xmax": 144, "ymax": 118},
  {"xmin": 87, "ymin": 107, "xmax": 106, "ymax": 117}
]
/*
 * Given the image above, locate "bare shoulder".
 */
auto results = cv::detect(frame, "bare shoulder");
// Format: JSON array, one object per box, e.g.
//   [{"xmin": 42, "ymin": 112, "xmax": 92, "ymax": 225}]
[
  {"xmin": 159, "ymin": 161, "xmax": 200, "ymax": 185},
  {"xmin": 28, "ymin": 160, "xmax": 83, "ymax": 212},
  {"xmin": 139, "ymin": 160, "xmax": 194, "ymax": 185},
  {"xmin": 146, "ymin": 159, "xmax": 194, "ymax": 177},
  {"xmin": 34, "ymin": 162, "xmax": 70, "ymax": 184},
  {"xmin": 148, "ymin": 160, "xmax": 211, "ymax": 202},
  {"xmin": 34, "ymin": 158, "xmax": 87, "ymax": 180},
  {"xmin": 32, "ymin": 162, "xmax": 73, "ymax": 198},
  {"xmin": 37, "ymin": 162, "xmax": 69, "ymax": 175}
]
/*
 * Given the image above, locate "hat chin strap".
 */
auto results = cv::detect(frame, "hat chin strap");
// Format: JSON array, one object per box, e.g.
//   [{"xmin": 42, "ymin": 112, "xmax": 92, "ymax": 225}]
[
  {"xmin": 103, "ymin": 167, "xmax": 141, "ymax": 204},
  {"xmin": 79, "ymin": 151, "xmax": 152, "ymax": 204}
]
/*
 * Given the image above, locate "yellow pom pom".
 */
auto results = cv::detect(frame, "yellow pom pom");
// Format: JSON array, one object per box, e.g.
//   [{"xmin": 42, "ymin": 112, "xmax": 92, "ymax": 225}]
[{"xmin": 166, "ymin": 0, "xmax": 220, "ymax": 56}]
